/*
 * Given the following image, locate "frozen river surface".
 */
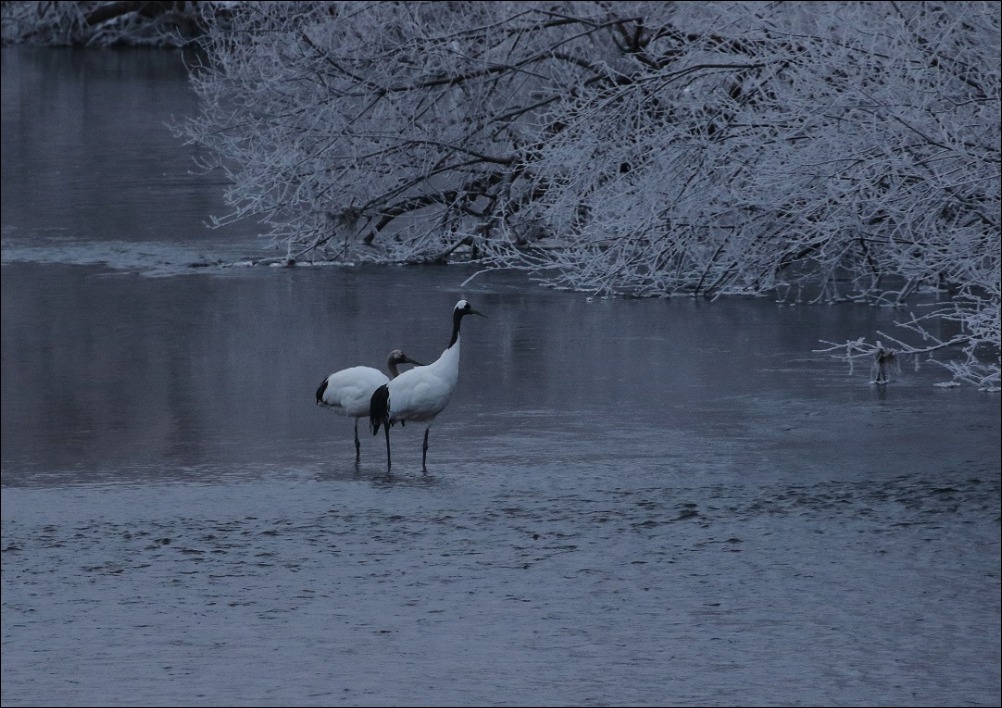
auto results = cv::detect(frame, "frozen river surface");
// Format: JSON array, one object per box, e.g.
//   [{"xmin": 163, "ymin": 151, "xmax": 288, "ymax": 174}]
[{"xmin": 2, "ymin": 46, "xmax": 1000, "ymax": 707}]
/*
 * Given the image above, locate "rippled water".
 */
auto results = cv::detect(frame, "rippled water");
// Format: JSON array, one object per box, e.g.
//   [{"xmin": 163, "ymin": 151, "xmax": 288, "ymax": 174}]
[{"xmin": 2, "ymin": 47, "xmax": 1000, "ymax": 707}]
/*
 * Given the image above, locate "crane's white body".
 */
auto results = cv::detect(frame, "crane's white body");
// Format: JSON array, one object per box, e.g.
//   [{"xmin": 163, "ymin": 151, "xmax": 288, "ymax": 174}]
[
  {"xmin": 317, "ymin": 349, "xmax": 421, "ymax": 462},
  {"xmin": 370, "ymin": 300, "xmax": 485, "ymax": 471},
  {"xmin": 319, "ymin": 365, "xmax": 392, "ymax": 418},
  {"xmin": 382, "ymin": 342, "xmax": 461, "ymax": 424}
]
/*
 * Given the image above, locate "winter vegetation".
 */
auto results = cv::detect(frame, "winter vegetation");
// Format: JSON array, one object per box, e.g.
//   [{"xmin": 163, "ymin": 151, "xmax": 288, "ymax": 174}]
[
  {"xmin": 0, "ymin": 1, "xmax": 210, "ymax": 47},
  {"xmin": 3, "ymin": 1, "xmax": 999, "ymax": 390}
]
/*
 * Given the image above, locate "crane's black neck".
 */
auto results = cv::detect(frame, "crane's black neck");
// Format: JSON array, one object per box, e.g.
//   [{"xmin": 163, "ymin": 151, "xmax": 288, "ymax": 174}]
[{"xmin": 448, "ymin": 308, "xmax": 464, "ymax": 349}]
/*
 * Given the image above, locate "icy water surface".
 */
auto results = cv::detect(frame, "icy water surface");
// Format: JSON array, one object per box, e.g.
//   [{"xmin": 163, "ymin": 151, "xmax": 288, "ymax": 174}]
[
  {"xmin": 3, "ymin": 263, "xmax": 999, "ymax": 707},
  {"xmin": 2, "ymin": 46, "xmax": 1001, "ymax": 707}
]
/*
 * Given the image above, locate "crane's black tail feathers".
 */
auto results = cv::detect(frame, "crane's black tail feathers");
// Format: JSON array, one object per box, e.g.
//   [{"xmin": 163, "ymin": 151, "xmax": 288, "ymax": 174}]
[
  {"xmin": 370, "ymin": 384, "xmax": 390, "ymax": 436},
  {"xmin": 315, "ymin": 377, "xmax": 329, "ymax": 405}
]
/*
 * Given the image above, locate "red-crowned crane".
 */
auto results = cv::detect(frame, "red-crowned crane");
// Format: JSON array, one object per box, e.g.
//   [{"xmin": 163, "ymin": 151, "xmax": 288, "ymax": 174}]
[
  {"xmin": 370, "ymin": 300, "xmax": 486, "ymax": 472},
  {"xmin": 316, "ymin": 349, "xmax": 423, "ymax": 463}
]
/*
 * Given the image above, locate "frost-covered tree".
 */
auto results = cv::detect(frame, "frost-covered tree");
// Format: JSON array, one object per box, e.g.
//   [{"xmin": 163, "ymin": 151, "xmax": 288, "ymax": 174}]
[
  {"xmin": 179, "ymin": 2, "xmax": 999, "ymax": 389},
  {"xmin": 0, "ymin": 0, "xmax": 210, "ymax": 47}
]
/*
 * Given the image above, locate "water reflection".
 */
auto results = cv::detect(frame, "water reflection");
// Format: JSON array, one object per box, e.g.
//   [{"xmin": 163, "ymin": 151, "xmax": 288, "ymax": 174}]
[
  {"xmin": 1, "ymin": 46, "xmax": 258, "ymax": 268},
  {"xmin": 3, "ymin": 260, "xmax": 999, "ymax": 489}
]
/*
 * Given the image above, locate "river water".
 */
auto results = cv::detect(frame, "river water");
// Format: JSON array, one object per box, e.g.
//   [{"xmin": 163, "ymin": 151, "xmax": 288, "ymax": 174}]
[{"xmin": 2, "ymin": 47, "xmax": 1000, "ymax": 707}]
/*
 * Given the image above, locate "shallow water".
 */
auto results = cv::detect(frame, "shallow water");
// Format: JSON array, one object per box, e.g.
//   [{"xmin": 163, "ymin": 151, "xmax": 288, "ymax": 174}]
[{"xmin": 2, "ymin": 46, "xmax": 1000, "ymax": 707}]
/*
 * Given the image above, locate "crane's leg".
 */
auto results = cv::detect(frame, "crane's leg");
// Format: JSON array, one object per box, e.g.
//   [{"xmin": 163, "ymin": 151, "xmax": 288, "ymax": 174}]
[
  {"xmin": 383, "ymin": 422, "xmax": 392, "ymax": 471},
  {"xmin": 354, "ymin": 419, "xmax": 361, "ymax": 463},
  {"xmin": 422, "ymin": 427, "xmax": 430, "ymax": 473}
]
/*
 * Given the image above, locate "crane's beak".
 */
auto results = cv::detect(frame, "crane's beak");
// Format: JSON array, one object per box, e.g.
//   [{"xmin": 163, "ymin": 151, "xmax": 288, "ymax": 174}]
[
  {"xmin": 403, "ymin": 356, "xmax": 425, "ymax": 366},
  {"xmin": 469, "ymin": 308, "xmax": 487, "ymax": 318}
]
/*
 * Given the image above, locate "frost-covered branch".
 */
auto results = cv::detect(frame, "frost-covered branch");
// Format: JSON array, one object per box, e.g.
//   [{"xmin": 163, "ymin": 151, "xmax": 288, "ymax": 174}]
[{"xmin": 1, "ymin": 1, "xmax": 215, "ymax": 47}]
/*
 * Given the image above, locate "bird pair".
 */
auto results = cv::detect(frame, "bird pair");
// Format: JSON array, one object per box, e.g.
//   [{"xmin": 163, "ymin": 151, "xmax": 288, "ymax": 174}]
[{"xmin": 316, "ymin": 299, "xmax": 486, "ymax": 472}]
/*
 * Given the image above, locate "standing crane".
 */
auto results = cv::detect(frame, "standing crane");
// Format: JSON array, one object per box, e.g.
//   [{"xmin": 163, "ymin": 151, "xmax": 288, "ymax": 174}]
[
  {"xmin": 370, "ymin": 299, "xmax": 486, "ymax": 472},
  {"xmin": 316, "ymin": 349, "xmax": 423, "ymax": 463}
]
